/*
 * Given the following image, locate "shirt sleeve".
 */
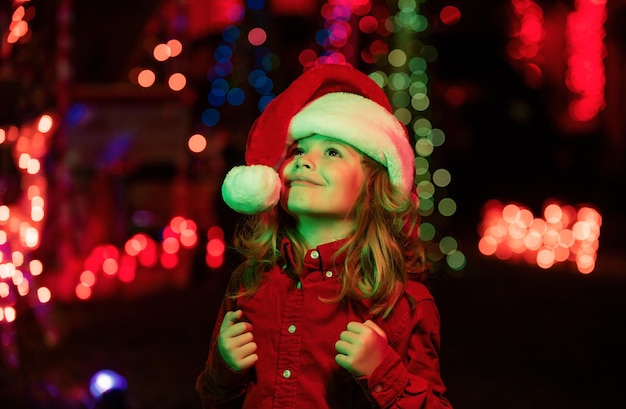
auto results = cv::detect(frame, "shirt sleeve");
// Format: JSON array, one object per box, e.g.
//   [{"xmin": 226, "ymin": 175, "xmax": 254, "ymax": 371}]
[
  {"xmin": 195, "ymin": 296, "xmax": 251, "ymax": 409},
  {"xmin": 358, "ymin": 299, "xmax": 453, "ymax": 409}
]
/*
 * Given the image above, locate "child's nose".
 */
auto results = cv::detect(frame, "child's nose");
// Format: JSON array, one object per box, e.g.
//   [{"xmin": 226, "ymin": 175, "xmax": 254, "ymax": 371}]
[{"xmin": 295, "ymin": 152, "xmax": 315, "ymax": 169}]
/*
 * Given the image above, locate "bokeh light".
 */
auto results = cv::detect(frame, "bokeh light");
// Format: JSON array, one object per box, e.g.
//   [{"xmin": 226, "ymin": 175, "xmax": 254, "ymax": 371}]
[
  {"xmin": 248, "ymin": 27, "xmax": 267, "ymax": 45},
  {"xmin": 478, "ymin": 199, "xmax": 601, "ymax": 273},
  {"xmin": 188, "ymin": 133, "xmax": 207, "ymax": 153},
  {"xmin": 168, "ymin": 73, "xmax": 186, "ymax": 91},
  {"xmin": 137, "ymin": 69, "xmax": 156, "ymax": 87},
  {"xmin": 89, "ymin": 369, "xmax": 128, "ymax": 399},
  {"xmin": 440, "ymin": 6, "xmax": 461, "ymax": 25}
]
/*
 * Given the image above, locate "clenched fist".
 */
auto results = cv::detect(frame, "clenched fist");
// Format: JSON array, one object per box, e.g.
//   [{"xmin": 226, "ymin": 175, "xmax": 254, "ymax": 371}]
[
  {"xmin": 217, "ymin": 309, "xmax": 258, "ymax": 372},
  {"xmin": 334, "ymin": 320, "xmax": 389, "ymax": 377}
]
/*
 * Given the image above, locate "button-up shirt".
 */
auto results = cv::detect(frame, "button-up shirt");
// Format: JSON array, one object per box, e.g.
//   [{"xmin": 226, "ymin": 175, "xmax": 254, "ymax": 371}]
[{"xmin": 196, "ymin": 238, "xmax": 452, "ymax": 408}]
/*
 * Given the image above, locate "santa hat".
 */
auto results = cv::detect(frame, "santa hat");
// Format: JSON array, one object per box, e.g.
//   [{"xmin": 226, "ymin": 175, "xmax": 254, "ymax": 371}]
[{"xmin": 221, "ymin": 63, "xmax": 416, "ymax": 215}]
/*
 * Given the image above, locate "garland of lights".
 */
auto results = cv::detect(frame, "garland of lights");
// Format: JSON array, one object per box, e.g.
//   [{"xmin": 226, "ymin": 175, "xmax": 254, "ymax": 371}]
[
  {"xmin": 1, "ymin": 114, "xmax": 58, "ymax": 367},
  {"xmin": 383, "ymin": 0, "xmax": 466, "ymax": 272}
]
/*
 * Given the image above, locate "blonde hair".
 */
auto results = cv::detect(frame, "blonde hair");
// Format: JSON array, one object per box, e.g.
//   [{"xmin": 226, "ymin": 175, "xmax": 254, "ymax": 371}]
[{"xmin": 228, "ymin": 156, "xmax": 427, "ymax": 317}]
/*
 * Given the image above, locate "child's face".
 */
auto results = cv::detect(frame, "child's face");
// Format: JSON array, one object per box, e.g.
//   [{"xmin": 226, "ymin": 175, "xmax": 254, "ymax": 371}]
[{"xmin": 279, "ymin": 134, "xmax": 365, "ymax": 224}]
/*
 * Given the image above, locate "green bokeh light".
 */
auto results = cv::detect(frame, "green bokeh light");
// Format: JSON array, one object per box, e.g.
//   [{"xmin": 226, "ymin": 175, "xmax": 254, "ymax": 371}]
[
  {"xmin": 408, "ymin": 57, "xmax": 427, "ymax": 74},
  {"xmin": 415, "ymin": 138, "xmax": 434, "ymax": 156},
  {"xmin": 415, "ymin": 170, "xmax": 431, "ymax": 184},
  {"xmin": 388, "ymin": 49, "xmax": 407, "ymax": 67},
  {"xmin": 438, "ymin": 198, "xmax": 457, "ymax": 217},
  {"xmin": 392, "ymin": 91, "xmax": 411, "ymax": 108},
  {"xmin": 398, "ymin": 0, "xmax": 417, "ymax": 10},
  {"xmin": 418, "ymin": 222, "xmax": 436, "ymax": 241},
  {"xmin": 433, "ymin": 168, "xmax": 451, "ymax": 187},
  {"xmin": 447, "ymin": 250, "xmax": 467, "ymax": 271},
  {"xmin": 369, "ymin": 71, "xmax": 387, "ymax": 88},
  {"xmin": 417, "ymin": 180, "xmax": 435, "ymax": 199},
  {"xmin": 411, "ymin": 93, "xmax": 430, "ymax": 111},
  {"xmin": 439, "ymin": 236, "xmax": 458, "ymax": 255},
  {"xmin": 389, "ymin": 72, "xmax": 410, "ymax": 90},
  {"xmin": 409, "ymin": 81, "xmax": 427, "ymax": 96},
  {"xmin": 382, "ymin": 1, "xmax": 463, "ymax": 272},
  {"xmin": 414, "ymin": 157, "xmax": 429, "ymax": 175},
  {"xmin": 394, "ymin": 107, "xmax": 412, "ymax": 125},
  {"xmin": 431, "ymin": 128, "xmax": 445, "ymax": 147},
  {"xmin": 418, "ymin": 196, "xmax": 434, "ymax": 216}
]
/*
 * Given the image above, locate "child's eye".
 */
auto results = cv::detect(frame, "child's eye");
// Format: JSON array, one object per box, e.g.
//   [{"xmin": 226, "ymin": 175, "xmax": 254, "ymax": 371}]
[
  {"xmin": 288, "ymin": 146, "xmax": 304, "ymax": 157},
  {"xmin": 326, "ymin": 148, "xmax": 341, "ymax": 157}
]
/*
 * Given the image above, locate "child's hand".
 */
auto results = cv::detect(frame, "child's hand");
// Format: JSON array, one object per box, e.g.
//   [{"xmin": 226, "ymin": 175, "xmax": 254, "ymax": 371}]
[
  {"xmin": 217, "ymin": 309, "xmax": 258, "ymax": 372},
  {"xmin": 334, "ymin": 320, "xmax": 389, "ymax": 377}
]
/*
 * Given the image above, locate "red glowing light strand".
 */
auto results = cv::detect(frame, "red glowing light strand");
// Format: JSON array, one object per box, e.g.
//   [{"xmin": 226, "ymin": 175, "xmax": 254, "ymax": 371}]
[
  {"xmin": 506, "ymin": 0, "xmax": 545, "ymax": 87},
  {"xmin": 0, "ymin": 113, "xmax": 58, "ymax": 367},
  {"xmin": 478, "ymin": 200, "xmax": 601, "ymax": 273},
  {"xmin": 72, "ymin": 217, "xmax": 204, "ymax": 299},
  {"xmin": 565, "ymin": 0, "xmax": 607, "ymax": 121}
]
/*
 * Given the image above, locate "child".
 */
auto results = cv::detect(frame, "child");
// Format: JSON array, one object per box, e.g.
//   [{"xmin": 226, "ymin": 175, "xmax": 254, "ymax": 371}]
[{"xmin": 196, "ymin": 64, "xmax": 452, "ymax": 409}]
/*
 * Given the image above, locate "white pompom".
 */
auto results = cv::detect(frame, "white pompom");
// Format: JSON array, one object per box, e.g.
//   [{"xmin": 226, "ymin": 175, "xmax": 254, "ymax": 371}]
[{"xmin": 221, "ymin": 165, "xmax": 281, "ymax": 214}]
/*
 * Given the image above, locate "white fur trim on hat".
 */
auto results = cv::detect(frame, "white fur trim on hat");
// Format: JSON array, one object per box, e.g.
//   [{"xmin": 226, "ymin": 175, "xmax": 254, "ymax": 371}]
[
  {"xmin": 288, "ymin": 92, "xmax": 415, "ymax": 195},
  {"xmin": 221, "ymin": 164, "xmax": 281, "ymax": 214}
]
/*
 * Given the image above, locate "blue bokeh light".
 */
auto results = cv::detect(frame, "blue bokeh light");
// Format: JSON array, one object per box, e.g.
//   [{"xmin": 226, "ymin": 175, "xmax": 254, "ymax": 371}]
[
  {"xmin": 201, "ymin": 108, "xmax": 220, "ymax": 126},
  {"xmin": 246, "ymin": 0, "xmax": 265, "ymax": 11},
  {"xmin": 89, "ymin": 369, "xmax": 128, "ymax": 399},
  {"xmin": 227, "ymin": 88, "xmax": 246, "ymax": 106}
]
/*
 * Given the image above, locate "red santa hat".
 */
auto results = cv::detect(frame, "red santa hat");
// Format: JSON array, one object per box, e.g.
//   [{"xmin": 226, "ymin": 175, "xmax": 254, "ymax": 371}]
[{"xmin": 221, "ymin": 63, "xmax": 416, "ymax": 214}]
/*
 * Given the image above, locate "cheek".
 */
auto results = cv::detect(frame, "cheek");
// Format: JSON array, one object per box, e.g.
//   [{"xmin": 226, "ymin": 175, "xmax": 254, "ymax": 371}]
[
  {"xmin": 279, "ymin": 158, "xmax": 295, "ymax": 180},
  {"xmin": 343, "ymin": 174, "xmax": 365, "ymax": 201}
]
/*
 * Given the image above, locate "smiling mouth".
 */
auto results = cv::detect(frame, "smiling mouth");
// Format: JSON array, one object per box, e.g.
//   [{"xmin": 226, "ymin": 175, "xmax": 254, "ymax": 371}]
[{"xmin": 289, "ymin": 180, "xmax": 320, "ymax": 187}]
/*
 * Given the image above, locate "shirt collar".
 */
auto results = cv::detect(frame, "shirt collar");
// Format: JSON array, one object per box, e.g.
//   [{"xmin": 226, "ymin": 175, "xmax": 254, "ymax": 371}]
[{"xmin": 280, "ymin": 237, "xmax": 349, "ymax": 275}]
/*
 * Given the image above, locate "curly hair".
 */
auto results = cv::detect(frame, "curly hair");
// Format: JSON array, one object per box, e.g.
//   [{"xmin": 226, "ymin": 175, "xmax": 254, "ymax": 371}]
[{"xmin": 227, "ymin": 155, "xmax": 427, "ymax": 317}]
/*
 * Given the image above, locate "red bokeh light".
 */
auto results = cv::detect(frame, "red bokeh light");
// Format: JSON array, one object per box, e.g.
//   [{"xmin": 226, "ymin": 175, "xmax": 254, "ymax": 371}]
[
  {"xmin": 478, "ymin": 199, "xmax": 601, "ymax": 273},
  {"xmin": 440, "ymin": 6, "xmax": 461, "ymax": 26}
]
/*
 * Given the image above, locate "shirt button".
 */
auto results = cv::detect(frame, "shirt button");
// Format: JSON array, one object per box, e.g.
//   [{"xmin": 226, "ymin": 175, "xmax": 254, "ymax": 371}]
[
  {"xmin": 288, "ymin": 324, "xmax": 296, "ymax": 333},
  {"xmin": 325, "ymin": 270, "xmax": 333, "ymax": 278},
  {"xmin": 310, "ymin": 250, "xmax": 319, "ymax": 259},
  {"xmin": 296, "ymin": 281, "xmax": 302, "ymax": 290},
  {"xmin": 283, "ymin": 369, "xmax": 291, "ymax": 379},
  {"xmin": 374, "ymin": 384, "xmax": 383, "ymax": 392}
]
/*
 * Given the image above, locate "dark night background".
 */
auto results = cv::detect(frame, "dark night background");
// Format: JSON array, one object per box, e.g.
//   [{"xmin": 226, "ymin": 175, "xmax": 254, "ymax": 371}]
[{"xmin": 1, "ymin": 0, "xmax": 626, "ymax": 408}]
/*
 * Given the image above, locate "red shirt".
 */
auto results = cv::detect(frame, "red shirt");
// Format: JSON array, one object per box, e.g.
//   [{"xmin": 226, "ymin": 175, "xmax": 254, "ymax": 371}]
[{"xmin": 196, "ymin": 239, "xmax": 452, "ymax": 409}]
